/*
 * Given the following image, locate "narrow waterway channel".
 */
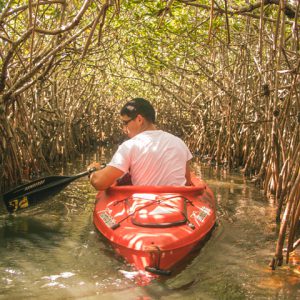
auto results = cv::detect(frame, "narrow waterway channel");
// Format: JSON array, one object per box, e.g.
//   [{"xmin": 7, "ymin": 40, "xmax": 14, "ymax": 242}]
[{"xmin": 0, "ymin": 149, "xmax": 299, "ymax": 299}]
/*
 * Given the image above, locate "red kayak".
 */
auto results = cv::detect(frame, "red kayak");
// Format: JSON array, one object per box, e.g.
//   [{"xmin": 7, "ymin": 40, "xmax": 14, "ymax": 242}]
[{"xmin": 93, "ymin": 175, "xmax": 216, "ymax": 276}]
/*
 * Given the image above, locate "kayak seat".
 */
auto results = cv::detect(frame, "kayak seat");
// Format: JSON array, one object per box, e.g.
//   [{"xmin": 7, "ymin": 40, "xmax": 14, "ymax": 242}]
[{"xmin": 130, "ymin": 194, "xmax": 187, "ymax": 228}]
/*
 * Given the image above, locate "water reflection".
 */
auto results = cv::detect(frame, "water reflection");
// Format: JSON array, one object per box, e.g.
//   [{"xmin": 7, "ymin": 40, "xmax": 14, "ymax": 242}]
[
  {"xmin": 0, "ymin": 215, "xmax": 63, "ymax": 257},
  {"xmin": 0, "ymin": 156, "xmax": 299, "ymax": 299}
]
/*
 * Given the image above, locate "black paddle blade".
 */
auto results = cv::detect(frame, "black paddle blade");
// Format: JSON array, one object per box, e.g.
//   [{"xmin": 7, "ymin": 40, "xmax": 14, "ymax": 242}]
[
  {"xmin": 2, "ymin": 170, "xmax": 91, "ymax": 213},
  {"xmin": 2, "ymin": 176, "xmax": 72, "ymax": 213}
]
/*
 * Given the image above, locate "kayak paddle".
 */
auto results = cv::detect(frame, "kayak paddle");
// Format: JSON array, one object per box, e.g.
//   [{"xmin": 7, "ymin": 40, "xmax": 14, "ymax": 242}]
[{"xmin": 1, "ymin": 168, "xmax": 97, "ymax": 213}]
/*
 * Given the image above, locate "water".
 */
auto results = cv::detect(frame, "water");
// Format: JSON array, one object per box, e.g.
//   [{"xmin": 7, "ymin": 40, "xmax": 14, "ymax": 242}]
[{"xmin": 0, "ymin": 157, "xmax": 299, "ymax": 299}]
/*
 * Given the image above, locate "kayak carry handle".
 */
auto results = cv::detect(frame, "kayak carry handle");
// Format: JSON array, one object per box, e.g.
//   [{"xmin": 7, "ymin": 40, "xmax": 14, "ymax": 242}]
[{"xmin": 145, "ymin": 266, "xmax": 171, "ymax": 276}]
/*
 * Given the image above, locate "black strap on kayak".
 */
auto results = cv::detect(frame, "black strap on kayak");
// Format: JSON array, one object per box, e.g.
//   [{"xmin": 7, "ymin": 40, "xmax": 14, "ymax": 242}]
[{"xmin": 109, "ymin": 197, "xmax": 158, "ymax": 229}]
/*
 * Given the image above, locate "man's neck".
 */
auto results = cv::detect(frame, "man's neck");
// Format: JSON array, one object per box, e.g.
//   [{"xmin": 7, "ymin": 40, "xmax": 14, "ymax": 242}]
[{"xmin": 140, "ymin": 122, "xmax": 156, "ymax": 132}]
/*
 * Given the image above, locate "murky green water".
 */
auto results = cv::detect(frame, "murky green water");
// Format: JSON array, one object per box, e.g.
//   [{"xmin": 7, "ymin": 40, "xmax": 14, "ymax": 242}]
[{"xmin": 0, "ymin": 152, "xmax": 299, "ymax": 299}]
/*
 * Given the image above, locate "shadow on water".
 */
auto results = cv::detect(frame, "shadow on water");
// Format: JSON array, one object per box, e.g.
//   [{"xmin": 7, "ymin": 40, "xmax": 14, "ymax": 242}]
[
  {"xmin": 0, "ymin": 215, "xmax": 62, "ymax": 245},
  {"xmin": 0, "ymin": 153, "xmax": 299, "ymax": 299}
]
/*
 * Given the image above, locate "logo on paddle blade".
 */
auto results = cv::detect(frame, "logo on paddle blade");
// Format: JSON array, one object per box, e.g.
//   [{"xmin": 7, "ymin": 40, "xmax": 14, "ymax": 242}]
[
  {"xmin": 24, "ymin": 179, "xmax": 45, "ymax": 191},
  {"xmin": 19, "ymin": 197, "xmax": 29, "ymax": 209},
  {"xmin": 8, "ymin": 197, "xmax": 29, "ymax": 212}
]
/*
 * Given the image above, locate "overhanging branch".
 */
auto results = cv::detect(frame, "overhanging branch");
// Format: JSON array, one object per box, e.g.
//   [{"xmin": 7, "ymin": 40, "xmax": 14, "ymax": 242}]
[{"xmin": 180, "ymin": 0, "xmax": 296, "ymax": 21}]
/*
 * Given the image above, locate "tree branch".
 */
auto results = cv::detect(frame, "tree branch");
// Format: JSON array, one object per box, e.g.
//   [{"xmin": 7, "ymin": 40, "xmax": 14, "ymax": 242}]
[
  {"xmin": 2, "ymin": 0, "xmax": 91, "ymax": 35},
  {"xmin": 0, "ymin": 29, "xmax": 33, "ymax": 93},
  {"xmin": 180, "ymin": 0, "xmax": 296, "ymax": 21},
  {"xmin": 2, "ymin": 0, "xmax": 66, "ymax": 18},
  {"xmin": 34, "ymin": 0, "xmax": 92, "ymax": 35},
  {"xmin": 0, "ymin": 0, "xmax": 14, "ymax": 23},
  {"xmin": 3, "ymin": 23, "xmax": 93, "ymax": 103}
]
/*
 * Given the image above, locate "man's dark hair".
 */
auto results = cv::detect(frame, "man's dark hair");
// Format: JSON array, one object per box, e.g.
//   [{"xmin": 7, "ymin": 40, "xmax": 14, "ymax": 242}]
[{"xmin": 120, "ymin": 98, "xmax": 156, "ymax": 123}]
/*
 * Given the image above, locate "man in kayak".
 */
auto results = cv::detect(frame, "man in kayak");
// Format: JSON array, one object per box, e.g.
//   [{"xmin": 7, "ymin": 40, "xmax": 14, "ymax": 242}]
[{"xmin": 88, "ymin": 98, "xmax": 193, "ymax": 189}]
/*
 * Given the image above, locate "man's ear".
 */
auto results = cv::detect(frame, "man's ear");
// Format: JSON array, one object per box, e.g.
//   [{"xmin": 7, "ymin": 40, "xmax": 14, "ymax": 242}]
[{"xmin": 136, "ymin": 114, "xmax": 143, "ymax": 123}]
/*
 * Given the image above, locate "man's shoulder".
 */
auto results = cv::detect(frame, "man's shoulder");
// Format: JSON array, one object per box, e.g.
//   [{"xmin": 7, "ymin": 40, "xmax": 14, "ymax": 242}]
[
  {"xmin": 119, "ymin": 135, "xmax": 143, "ymax": 148},
  {"xmin": 161, "ymin": 131, "xmax": 183, "ymax": 142}
]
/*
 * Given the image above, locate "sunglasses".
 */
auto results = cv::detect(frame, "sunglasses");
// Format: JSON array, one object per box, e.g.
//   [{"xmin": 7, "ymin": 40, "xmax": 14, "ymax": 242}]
[{"xmin": 121, "ymin": 116, "xmax": 137, "ymax": 126}]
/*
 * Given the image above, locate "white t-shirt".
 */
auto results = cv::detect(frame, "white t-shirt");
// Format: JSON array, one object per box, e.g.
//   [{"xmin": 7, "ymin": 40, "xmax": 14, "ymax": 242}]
[{"xmin": 108, "ymin": 130, "xmax": 192, "ymax": 186}]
